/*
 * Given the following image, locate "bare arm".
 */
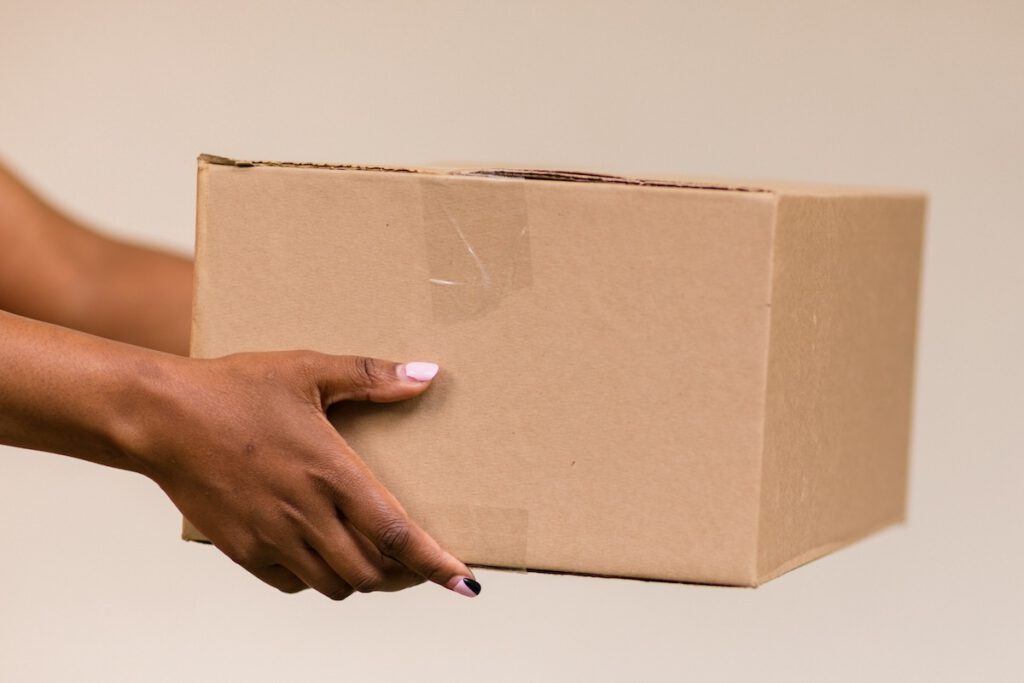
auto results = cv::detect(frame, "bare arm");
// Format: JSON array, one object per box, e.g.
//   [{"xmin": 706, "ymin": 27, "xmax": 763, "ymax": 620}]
[{"xmin": 0, "ymin": 162, "xmax": 192, "ymax": 355}]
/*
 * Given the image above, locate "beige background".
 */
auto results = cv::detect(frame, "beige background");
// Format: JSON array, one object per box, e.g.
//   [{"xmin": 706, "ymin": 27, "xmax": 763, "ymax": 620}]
[{"xmin": 1, "ymin": 1, "xmax": 1021, "ymax": 681}]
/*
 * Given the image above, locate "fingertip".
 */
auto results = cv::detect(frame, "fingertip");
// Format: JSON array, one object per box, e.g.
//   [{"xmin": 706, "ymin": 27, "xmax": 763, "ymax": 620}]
[
  {"xmin": 447, "ymin": 575, "xmax": 482, "ymax": 598},
  {"xmin": 397, "ymin": 362, "xmax": 439, "ymax": 384}
]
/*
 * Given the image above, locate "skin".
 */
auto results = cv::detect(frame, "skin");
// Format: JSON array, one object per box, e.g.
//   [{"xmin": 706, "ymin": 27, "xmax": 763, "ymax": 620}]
[{"xmin": 0, "ymin": 162, "xmax": 479, "ymax": 600}]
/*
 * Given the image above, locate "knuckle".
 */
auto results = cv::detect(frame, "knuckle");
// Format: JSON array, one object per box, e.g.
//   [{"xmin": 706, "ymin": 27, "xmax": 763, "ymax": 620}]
[
  {"xmin": 351, "ymin": 571, "xmax": 384, "ymax": 594},
  {"xmin": 351, "ymin": 355, "xmax": 386, "ymax": 387},
  {"xmin": 417, "ymin": 551, "xmax": 447, "ymax": 584},
  {"xmin": 376, "ymin": 517, "xmax": 413, "ymax": 558},
  {"xmin": 291, "ymin": 350, "xmax": 325, "ymax": 383},
  {"xmin": 285, "ymin": 351, "xmax": 332, "ymax": 406},
  {"xmin": 277, "ymin": 581, "xmax": 306, "ymax": 595},
  {"xmin": 223, "ymin": 540, "xmax": 264, "ymax": 569},
  {"xmin": 308, "ymin": 467, "xmax": 347, "ymax": 501},
  {"xmin": 279, "ymin": 501, "xmax": 311, "ymax": 531},
  {"xmin": 382, "ymin": 564, "xmax": 426, "ymax": 591}
]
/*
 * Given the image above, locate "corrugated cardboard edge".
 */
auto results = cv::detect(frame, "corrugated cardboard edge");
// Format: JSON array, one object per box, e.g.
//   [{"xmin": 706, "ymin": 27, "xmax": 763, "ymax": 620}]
[{"xmin": 742, "ymin": 194, "xmax": 782, "ymax": 588}]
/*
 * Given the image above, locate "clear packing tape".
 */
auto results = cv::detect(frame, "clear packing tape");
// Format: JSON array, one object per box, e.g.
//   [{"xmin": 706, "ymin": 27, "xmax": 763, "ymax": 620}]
[{"xmin": 420, "ymin": 175, "xmax": 532, "ymax": 323}]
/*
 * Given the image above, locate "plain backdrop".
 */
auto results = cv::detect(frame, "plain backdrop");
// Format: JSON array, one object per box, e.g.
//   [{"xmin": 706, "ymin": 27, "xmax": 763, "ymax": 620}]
[{"xmin": 1, "ymin": 2, "xmax": 1021, "ymax": 681}]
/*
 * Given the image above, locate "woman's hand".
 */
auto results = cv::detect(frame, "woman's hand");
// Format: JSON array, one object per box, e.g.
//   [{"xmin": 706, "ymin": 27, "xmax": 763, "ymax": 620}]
[
  {"xmin": 0, "ymin": 307, "xmax": 476, "ymax": 600},
  {"xmin": 125, "ymin": 350, "xmax": 481, "ymax": 600}
]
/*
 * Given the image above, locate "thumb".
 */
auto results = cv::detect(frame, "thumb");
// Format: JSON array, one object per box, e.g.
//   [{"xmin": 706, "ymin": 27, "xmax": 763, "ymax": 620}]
[{"xmin": 312, "ymin": 354, "xmax": 440, "ymax": 406}]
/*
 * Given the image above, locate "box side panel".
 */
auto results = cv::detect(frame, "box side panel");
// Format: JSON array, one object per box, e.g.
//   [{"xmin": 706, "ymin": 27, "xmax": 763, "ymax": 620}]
[
  {"xmin": 757, "ymin": 194, "xmax": 925, "ymax": 582},
  {"xmin": 188, "ymin": 164, "xmax": 776, "ymax": 584}
]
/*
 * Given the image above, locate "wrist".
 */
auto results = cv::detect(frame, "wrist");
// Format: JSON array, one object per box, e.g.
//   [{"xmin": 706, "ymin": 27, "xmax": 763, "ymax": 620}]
[
  {"xmin": 102, "ymin": 347, "xmax": 193, "ymax": 479},
  {"xmin": 0, "ymin": 310, "xmax": 193, "ymax": 478}
]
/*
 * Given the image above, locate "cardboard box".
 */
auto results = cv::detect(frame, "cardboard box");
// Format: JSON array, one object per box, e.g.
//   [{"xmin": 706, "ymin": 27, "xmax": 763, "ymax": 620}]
[{"xmin": 186, "ymin": 154, "xmax": 925, "ymax": 586}]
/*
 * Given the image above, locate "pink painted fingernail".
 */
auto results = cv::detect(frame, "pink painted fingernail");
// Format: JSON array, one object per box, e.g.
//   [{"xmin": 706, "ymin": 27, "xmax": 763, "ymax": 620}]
[
  {"xmin": 448, "ymin": 576, "xmax": 482, "ymax": 598},
  {"xmin": 401, "ymin": 361, "xmax": 439, "ymax": 382}
]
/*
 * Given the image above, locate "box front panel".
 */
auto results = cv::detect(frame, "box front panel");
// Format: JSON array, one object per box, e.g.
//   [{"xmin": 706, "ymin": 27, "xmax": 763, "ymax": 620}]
[{"xmin": 192, "ymin": 163, "xmax": 776, "ymax": 584}]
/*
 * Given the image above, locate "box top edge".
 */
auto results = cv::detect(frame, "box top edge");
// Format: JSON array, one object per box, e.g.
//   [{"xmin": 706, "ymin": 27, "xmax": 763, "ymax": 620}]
[
  {"xmin": 197, "ymin": 153, "xmax": 770, "ymax": 194},
  {"xmin": 197, "ymin": 154, "xmax": 925, "ymax": 198}
]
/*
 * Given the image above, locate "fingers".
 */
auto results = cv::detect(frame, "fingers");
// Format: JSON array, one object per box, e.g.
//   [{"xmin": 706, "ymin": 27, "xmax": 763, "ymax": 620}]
[
  {"xmin": 245, "ymin": 524, "xmax": 422, "ymax": 599},
  {"xmin": 312, "ymin": 354, "xmax": 439, "ymax": 405},
  {"xmin": 247, "ymin": 564, "xmax": 308, "ymax": 594},
  {"xmin": 299, "ymin": 351, "xmax": 481, "ymax": 598},
  {"xmin": 308, "ymin": 513, "xmax": 424, "ymax": 594},
  {"xmin": 326, "ymin": 434, "xmax": 481, "ymax": 598},
  {"xmin": 281, "ymin": 547, "xmax": 355, "ymax": 602}
]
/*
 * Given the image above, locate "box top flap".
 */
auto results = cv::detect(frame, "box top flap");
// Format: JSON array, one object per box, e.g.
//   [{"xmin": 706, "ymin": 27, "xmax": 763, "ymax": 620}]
[{"xmin": 198, "ymin": 154, "xmax": 922, "ymax": 198}]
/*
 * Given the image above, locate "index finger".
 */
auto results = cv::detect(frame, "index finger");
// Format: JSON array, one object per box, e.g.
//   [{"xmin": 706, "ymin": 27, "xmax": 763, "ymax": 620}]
[{"xmin": 325, "ymin": 433, "xmax": 482, "ymax": 599}]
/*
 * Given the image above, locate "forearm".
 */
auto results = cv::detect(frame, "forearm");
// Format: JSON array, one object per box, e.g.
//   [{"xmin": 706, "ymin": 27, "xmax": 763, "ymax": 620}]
[
  {"xmin": 82, "ymin": 235, "xmax": 193, "ymax": 355},
  {"xmin": 0, "ymin": 308, "xmax": 174, "ymax": 474},
  {"xmin": 0, "ymin": 162, "xmax": 193, "ymax": 355}
]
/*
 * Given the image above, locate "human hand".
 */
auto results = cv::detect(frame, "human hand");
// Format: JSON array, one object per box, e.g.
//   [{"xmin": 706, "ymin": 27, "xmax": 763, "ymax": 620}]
[{"xmin": 127, "ymin": 351, "xmax": 480, "ymax": 600}]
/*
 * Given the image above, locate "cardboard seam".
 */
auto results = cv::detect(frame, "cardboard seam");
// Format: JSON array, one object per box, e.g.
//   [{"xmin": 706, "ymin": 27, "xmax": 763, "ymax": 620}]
[
  {"xmin": 752, "ymin": 193, "xmax": 782, "ymax": 585},
  {"xmin": 189, "ymin": 160, "xmax": 209, "ymax": 359},
  {"xmin": 462, "ymin": 169, "xmax": 769, "ymax": 193},
  {"xmin": 183, "ymin": 159, "xmax": 210, "ymax": 542}
]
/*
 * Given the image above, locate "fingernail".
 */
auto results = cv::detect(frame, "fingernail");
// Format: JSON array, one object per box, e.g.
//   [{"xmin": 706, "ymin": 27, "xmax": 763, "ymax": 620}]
[
  {"xmin": 401, "ymin": 361, "xmax": 439, "ymax": 382},
  {"xmin": 449, "ymin": 576, "xmax": 481, "ymax": 598}
]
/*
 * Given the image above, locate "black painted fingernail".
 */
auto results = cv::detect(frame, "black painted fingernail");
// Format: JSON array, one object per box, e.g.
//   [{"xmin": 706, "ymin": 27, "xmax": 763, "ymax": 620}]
[{"xmin": 450, "ymin": 576, "xmax": 482, "ymax": 597}]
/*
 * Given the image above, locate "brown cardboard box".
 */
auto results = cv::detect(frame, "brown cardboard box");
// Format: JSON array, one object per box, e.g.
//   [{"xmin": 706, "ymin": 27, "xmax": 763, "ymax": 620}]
[{"xmin": 185, "ymin": 154, "xmax": 925, "ymax": 586}]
